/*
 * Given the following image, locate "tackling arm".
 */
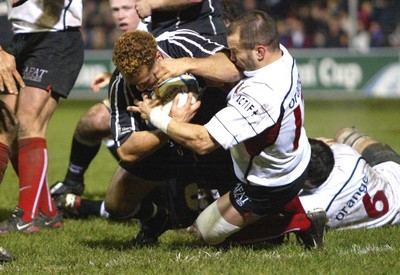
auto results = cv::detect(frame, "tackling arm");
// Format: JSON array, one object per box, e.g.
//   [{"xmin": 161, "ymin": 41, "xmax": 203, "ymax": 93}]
[
  {"xmin": 147, "ymin": 0, "xmax": 202, "ymax": 11},
  {"xmin": 154, "ymin": 52, "xmax": 243, "ymax": 85},
  {"xmin": 135, "ymin": 0, "xmax": 202, "ymax": 19},
  {"xmin": 166, "ymin": 119, "xmax": 219, "ymax": 155}
]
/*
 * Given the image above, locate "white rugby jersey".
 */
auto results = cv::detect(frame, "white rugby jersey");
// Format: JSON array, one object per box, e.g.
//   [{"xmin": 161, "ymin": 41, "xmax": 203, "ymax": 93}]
[
  {"xmin": 300, "ymin": 143, "xmax": 400, "ymax": 229},
  {"xmin": 7, "ymin": 0, "xmax": 82, "ymax": 33},
  {"xmin": 205, "ymin": 45, "xmax": 311, "ymax": 187}
]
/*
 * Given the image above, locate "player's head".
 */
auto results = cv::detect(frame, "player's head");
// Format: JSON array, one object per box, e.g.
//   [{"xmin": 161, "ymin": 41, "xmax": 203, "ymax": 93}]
[
  {"xmin": 113, "ymin": 30, "xmax": 161, "ymax": 91},
  {"xmin": 226, "ymin": 10, "xmax": 279, "ymax": 70},
  {"xmin": 110, "ymin": 0, "xmax": 142, "ymax": 32},
  {"xmin": 305, "ymin": 138, "xmax": 335, "ymax": 189}
]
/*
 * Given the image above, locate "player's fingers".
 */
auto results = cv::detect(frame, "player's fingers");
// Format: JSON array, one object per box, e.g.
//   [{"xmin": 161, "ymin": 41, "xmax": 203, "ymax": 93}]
[
  {"xmin": 191, "ymin": 100, "xmax": 201, "ymax": 112},
  {"xmin": 0, "ymin": 77, "xmax": 4, "ymax": 92},
  {"xmin": 185, "ymin": 93, "xmax": 194, "ymax": 106},
  {"xmin": 13, "ymin": 71, "xmax": 25, "ymax": 88},
  {"xmin": 133, "ymin": 98, "xmax": 142, "ymax": 106},
  {"xmin": 3, "ymin": 79, "xmax": 18, "ymax": 95},
  {"xmin": 127, "ymin": 106, "xmax": 140, "ymax": 113}
]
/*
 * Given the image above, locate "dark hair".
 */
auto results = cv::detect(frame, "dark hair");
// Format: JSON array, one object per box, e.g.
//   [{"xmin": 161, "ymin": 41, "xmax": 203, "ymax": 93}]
[
  {"xmin": 226, "ymin": 10, "xmax": 279, "ymax": 51},
  {"xmin": 306, "ymin": 138, "xmax": 335, "ymax": 188}
]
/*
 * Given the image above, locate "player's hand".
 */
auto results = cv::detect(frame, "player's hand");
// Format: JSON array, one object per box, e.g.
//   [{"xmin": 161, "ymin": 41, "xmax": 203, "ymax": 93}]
[
  {"xmin": 90, "ymin": 72, "xmax": 112, "ymax": 93},
  {"xmin": 169, "ymin": 92, "xmax": 201, "ymax": 122},
  {"xmin": 153, "ymin": 58, "xmax": 190, "ymax": 85},
  {"xmin": 135, "ymin": 0, "xmax": 152, "ymax": 19},
  {"xmin": 0, "ymin": 100, "xmax": 18, "ymax": 146},
  {"xmin": 0, "ymin": 49, "xmax": 24, "ymax": 94},
  {"xmin": 128, "ymin": 93, "xmax": 162, "ymax": 121}
]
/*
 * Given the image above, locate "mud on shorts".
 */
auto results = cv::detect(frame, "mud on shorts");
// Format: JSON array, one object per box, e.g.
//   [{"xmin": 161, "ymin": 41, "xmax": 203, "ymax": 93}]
[
  {"xmin": 230, "ymin": 168, "xmax": 307, "ymax": 217},
  {"xmin": 7, "ymin": 28, "xmax": 84, "ymax": 98}
]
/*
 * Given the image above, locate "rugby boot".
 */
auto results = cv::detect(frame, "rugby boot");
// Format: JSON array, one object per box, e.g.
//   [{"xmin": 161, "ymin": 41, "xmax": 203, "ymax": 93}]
[
  {"xmin": 0, "ymin": 207, "xmax": 41, "ymax": 234},
  {"xmin": 295, "ymin": 208, "xmax": 328, "ymax": 249},
  {"xmin": 54, "ymin": 193, "xmax": 81, "ymax": 218},
  {"xmin": 50, "ymin": 180, "xmax": 85, "ymax": 197},
  {"xmin": 0, "ymin": 247, "xmax": 16, "ymax": 262},
  {"xmin": 38, "ymin": 211, "xmax": 64, "ymax": 229},
  {"xmin": 131, "ymin": 208, "xmax": 173, "ymax": 247}
]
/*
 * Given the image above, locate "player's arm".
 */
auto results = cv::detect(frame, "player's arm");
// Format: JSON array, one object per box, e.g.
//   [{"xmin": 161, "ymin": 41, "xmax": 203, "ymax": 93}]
[
  {"xmin": 136, "ymin": 0, "xmax": 202, "ymax": 19},
  {"xmin": 90, "ymin": 72, "xmax": 112, "ymax": 93},
  {"xmin": 117, "ymin": 129, "xmax": 170, "ymax": 163},
  {"xmin": 154, "ymin": 52, "xmax": 243, "ymax": 85},
  {"xmin": 0, "ymin": 45, "xmax": 25, "ymax": 94},
  {"xmin": 130, "ymin": 93, "xmax": 220, "ymax": 155}
]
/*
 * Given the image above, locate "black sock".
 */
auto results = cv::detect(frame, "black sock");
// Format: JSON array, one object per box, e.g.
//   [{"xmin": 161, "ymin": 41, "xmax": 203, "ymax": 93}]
[
  {"xmin": 134, "ymin": 200, "xmax": 158, "ymax": 221},
  {"xmin": 110, "ymin": 200, "xmax": 157, "ymax": 221},
  {"xmin": 65, "ymin": 136, "xmax": 101, "ymax": 183},
  {"xmin": 78, "ymin": 199, "xmax": 103, "ymax": 217}
]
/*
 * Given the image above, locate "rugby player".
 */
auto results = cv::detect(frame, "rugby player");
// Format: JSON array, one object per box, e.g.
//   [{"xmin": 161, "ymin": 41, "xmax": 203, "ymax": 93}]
[
  {"xmin": 0, "ymin": 0, "xmax": 83, "ymax": 233},
  {"xmin": 132, "ymin": 10, "xmax": 327, "ymax": 249}
]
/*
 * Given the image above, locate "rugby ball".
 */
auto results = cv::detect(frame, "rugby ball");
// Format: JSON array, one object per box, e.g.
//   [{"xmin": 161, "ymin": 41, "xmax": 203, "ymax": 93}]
[{"xmin": 152, "ymin": 74, "xmax": 200, "ymax": 114}]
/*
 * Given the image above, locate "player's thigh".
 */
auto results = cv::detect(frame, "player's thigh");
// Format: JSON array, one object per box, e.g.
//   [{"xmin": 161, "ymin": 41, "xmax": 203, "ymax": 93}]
[
  {"xmin": 217, "ymin": 192, "xmax": 257, "ymax": 227},
  {"xmin": 0, "ymin": 94, "xmax": 17, "ymax": 112},
  {"xmin": 104, "ymin": 166, "xmax": 160, "ymax": 215},
  {"xmin": 16, "ymin": 86, "xmax": 58, "ymax": 137}
]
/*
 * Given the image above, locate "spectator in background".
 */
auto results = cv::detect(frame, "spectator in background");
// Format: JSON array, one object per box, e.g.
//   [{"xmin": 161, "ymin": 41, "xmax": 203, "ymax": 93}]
[
  {"xmin": 352, "ymin": 18, "xmax": 371, "ymax": 53},
  {"xmin": 388, "ymin": 24, "xmax": 400, "ymax": 47},
  {"xmin": 326, "ymin": 15, "xmax": 348, "ymax": 48},
  {"xmin": 369, "ymin": 21, "xmax": 387, "ymax": 47},
  {"xmin": 78, "ymin": 0, "xmax": 399, "ymax": 50}
]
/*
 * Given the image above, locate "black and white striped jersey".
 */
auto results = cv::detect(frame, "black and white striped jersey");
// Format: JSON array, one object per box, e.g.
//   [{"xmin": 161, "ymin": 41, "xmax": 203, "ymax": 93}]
[
  {"xmin": 150, "ymin": 0, "xmax": 226, "ymax": 39},
  {"xmin": 109, "ymin": 29, "xmax": 227, "ymax": 148}
]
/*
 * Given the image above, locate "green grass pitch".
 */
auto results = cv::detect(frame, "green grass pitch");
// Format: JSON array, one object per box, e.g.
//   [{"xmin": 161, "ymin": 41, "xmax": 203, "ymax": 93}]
[{"xmin": 0, "ymin": 99, "xmax": 399, "ymax": 273}]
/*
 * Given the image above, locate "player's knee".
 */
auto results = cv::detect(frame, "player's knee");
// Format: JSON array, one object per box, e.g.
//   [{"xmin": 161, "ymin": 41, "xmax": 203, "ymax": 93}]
[
  {"xmin": 76, "ymin": 103, "xmax": 110, "ymax": 138},
  {"xmin": 194, "ymin": 200, "xmax": 240, "ymax": 245}
]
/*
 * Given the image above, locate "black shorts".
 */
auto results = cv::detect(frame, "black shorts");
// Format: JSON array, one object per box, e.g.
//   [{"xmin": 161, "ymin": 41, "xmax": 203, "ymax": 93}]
[
  {"xmin": 119, "ymin": 141, "xmax": 234, "ymax": 193},
  {"xmin": 7, "ymin": 29, "xmax": 84, "ymax": 98},
  {"xmin": 230, "ymin": 168, "xmax": 308, "ymax": 217}
]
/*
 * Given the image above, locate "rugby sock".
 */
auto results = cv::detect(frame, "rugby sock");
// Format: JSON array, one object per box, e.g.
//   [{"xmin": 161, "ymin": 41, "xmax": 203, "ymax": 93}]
[
  {"xmin": 38, "ymin": 178, "xmax": 57, "ymax": 217},
  {"xmin": 64, "ymin": 136, "xmax": 101, "ymax": 183},
  {"xmin": 111, "ymin": 200, "xmax": 157, "ymax": 221},
  {"xmin": 283, "ymin": 196, "xmax": 311, "ymax": 231},
  {"xmin": 78, "ymin": 199, "xmax": 103, "ymax": 217},
  {"xmin": 17, "ymin": 138, "xmax": 47, "ymax": 222},
  {"xmin": 0, "ymin": 142, "xmax": 10, "ymax": 183}
]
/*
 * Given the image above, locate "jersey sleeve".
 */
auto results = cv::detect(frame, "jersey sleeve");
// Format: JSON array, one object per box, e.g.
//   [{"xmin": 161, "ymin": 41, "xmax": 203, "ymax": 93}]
[
  {"xmin": 108, "ymin": 70, "xmax": 145, "ymax": 148},
  {"xmin": 156, "ymin": 29, "xmax": 227, "ymax": 59},
  {"xmin": 205, "ymin": 83, "xmax": 281, "ymax": 149}
]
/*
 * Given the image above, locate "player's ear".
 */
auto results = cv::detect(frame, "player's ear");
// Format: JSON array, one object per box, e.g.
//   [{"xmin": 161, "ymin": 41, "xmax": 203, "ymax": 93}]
[
  {"xmin": 255, "ymin": 45, "xmax": 266, "ymax": 61},
  {"xmin": 155, "ymin": 51, "xmax": 163, "ymax": 61}
]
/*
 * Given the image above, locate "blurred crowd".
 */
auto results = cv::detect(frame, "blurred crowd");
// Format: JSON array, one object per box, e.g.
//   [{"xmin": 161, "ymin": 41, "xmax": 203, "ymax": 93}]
[
  {"xmin": 1, "ymin": 0, "xmax": 399, "ymax": 51},
  {"xmin": 232, "ymin": 0, "xmax": 400, "ymax": 50}
]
